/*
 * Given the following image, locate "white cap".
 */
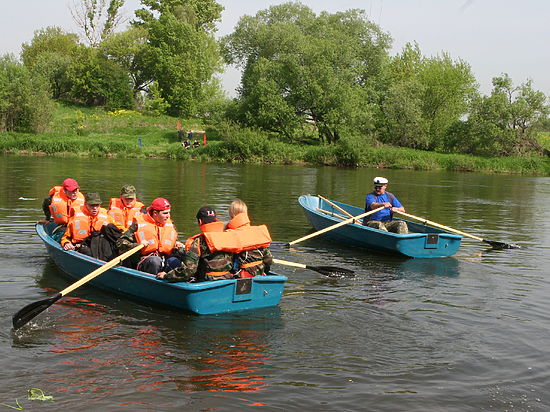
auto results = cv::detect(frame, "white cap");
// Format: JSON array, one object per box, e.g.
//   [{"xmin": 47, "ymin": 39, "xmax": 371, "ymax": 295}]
[{"xmin": 373, "ymin": 176, "xmax": 388, "ymax": 185}]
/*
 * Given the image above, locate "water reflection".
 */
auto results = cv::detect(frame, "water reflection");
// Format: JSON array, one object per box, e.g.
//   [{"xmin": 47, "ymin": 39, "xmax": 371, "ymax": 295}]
[{"xmin": 13, "ymin": 263, "xmax": 283, "ymax": 400}]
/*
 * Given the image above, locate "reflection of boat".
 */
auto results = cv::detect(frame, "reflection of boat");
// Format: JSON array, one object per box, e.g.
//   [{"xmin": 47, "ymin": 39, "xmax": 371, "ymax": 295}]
[
  {"xmin": 36, "ymin": 224, "xmax": 287, "ymax": 315},
  {"xmin": 398, "ymin": 256, "xmax": 460, "ymax": 277},
  {"xmin": 298, "ymin": 195, "xmax": 462, "ymax": 258}
]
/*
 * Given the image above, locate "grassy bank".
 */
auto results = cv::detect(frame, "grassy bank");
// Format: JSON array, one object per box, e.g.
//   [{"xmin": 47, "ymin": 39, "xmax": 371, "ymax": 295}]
[{"xmin": 1, "ymin": 102, "xmax": 549, "ymax": 175}]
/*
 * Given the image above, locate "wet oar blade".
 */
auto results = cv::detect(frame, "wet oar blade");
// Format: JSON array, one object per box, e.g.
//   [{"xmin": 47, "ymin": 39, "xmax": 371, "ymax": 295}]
[
  {"xmin": 12, "ymin": 293, "xmax": 62, "ymax": 330},
  {"xmin": 484, "ymin": 239, "xmax": 521, "ymax": 249},
  {"xmin": 307, "ymin": 265, "xmax": 355, "ymax": 278}
]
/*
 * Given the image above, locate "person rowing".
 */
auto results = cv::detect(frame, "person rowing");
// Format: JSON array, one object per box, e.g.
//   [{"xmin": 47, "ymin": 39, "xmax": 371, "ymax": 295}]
[{"xmin": 363, "ymin": 176, "xmax": 408, "ymax": 234}]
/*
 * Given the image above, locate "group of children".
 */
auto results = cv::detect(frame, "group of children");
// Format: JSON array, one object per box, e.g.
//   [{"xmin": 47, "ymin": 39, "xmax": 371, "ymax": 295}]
[{"xmin": 40, "ymin": 178, "xmax": 273, "ymax": 282}]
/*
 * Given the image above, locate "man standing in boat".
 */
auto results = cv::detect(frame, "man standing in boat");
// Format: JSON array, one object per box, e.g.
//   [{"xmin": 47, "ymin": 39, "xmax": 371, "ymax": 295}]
[
  {"xmin": 108, "ymin": 184, "xmax": 146, "ymax": 231},
  {"xmin": 363, "ymin": 177, "xmax": 408, "ymax": 234},
  {"xmin": 116, "ymin": 197, "xmax": 184, "ymax": 275}
]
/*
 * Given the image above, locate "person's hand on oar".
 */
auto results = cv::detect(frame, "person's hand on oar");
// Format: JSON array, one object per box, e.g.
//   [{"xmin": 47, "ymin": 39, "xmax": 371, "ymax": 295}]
[
  {"xmin": 12, "ymin": 244, "xmax": 144, "ymax": 330},
  {"xmin": 272, "ymin": 258, "xmax": 355, "ymax": 278},
  {"xmin": 393, "ymin": 211, "xmax": 520, "ymax": 249}
]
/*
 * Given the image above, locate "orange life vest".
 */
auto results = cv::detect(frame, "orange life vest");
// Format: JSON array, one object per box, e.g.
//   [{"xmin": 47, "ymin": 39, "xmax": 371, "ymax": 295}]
[
  {"xmin": 184, "ymin": 221, "xmax": 231, "ymax": 278},
  {"xmin": 66, "ymin": 206, "xmax": 110, "ymax": 243},
  {"xmin": 134, "ymin": 213, "xmax": 178, "ymax": 256},
  {"xmin": 108, "ymin": 198, "xmax": 145, "ymax": 230},
  {"xmin": 49, "ymin": 186, "xmax": 85, "ymax": 225},
  {"xmin": 224, "ymin": 212, "xmax": 272, "ymax": 273}
]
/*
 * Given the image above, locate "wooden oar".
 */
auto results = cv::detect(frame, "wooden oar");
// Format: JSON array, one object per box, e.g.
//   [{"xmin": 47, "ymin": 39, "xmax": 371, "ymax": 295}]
[
  {"xmin": 316, "ymin": 208, "xmax": 347, "ymax": 220},
  {"xmin": 287, "ymin": 206, "xmax": 384, "ymax": 246},
  {"xmin": 317, "ymin": 195, "xmax": 355, "ymax": 220},
  {"xmin": 13, "ymin": 244, "xmax": 144, "ymax": 330},
  {"xmin": 394, "ymin": 211, "xmax": 520, "ymax": 249},
  {"xmin": 273, "ymin": 258, "xmax": 354, "ymax": 278}
]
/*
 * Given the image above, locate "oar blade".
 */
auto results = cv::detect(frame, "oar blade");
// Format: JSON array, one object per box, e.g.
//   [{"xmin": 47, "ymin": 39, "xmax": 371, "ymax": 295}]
[
  {"xmin": 12, "ymin": 293, "xmax": 62, "ymax": 330},
  {"xmin": 306, "ymin": 265, "xmax": 355, "ymax": 278},
  {"xmin": 484, "ymin": 239, "xmax": 521, "ymax": 249}
]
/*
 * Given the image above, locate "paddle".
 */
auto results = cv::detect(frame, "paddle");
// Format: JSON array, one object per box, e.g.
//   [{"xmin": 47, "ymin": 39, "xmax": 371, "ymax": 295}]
[
  {"xmin": 272, "ymin": 258, "xmax": 355, "ymax": 278},
  {"xmin": 317, "ymin": 195, "xmax": 356, "ymax": 220},
  {"xmin": 12, "ymin": 244, "xmax": 144, "ymax": 330},
  {"xmin": 394, "ymin": 211, "xmax": 520, "ymax": 249},
  {"xmin": 287, "ymin": 206, "xmax": 384, "ymax": 246}
]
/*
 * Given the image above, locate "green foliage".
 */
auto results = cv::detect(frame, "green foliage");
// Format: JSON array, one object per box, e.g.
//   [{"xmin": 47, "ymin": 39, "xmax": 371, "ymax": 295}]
[
  {"xmin": 445, "ymin": 74, "xmax": 549, "ymax": 156},
  {"xmin": 134, "ymin": 0, "xmax": 223, "ymax": 117},
  {"xmin": 0, "ymin": 55, "xmax": 54, "ymax": 133},
  {"xmin": 67, "ymin": 47, "xmax": 134, "ymax": 110},
  {"xmin": 222, "ymin": 3, "xmax": 391, "ymax": 144},
  {"xmin": 71, "ymin": 0, "xmax": 125, "ymax": 46},
  {"xmin": 381, "ymin": 43, "xmax": 477, "ymax": 150},
  {"xmin": 145, "ymin": 81, "xmax": 169, "ymax": 115},
  {"xmin": 98, "ymin": 27, "xmax": 150, "ymax": 99},
  {"xmin": 20, "ymin": 27, "xmax": 80, "ymax": 69}
]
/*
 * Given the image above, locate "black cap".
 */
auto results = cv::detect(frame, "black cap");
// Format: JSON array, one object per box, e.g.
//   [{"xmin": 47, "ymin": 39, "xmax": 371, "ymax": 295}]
[{"xmin": 196, "ymin": 205, "xmax": 217, "ymax": 223}]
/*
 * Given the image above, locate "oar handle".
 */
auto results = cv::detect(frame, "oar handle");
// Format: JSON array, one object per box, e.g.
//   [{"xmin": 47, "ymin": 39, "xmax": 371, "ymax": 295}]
[
  {"xmin": 60, "ymin": 244, "xmax": 144, "ymax": 296},
  {"xmin": 272, "ymin": 258, "xmax": 306, "ymax": 269},
  {"xmin": 393, "ymin": 211, "xmax": 483, "ymax": 241},
  {"xmin": 288, "ymin": 206, "xmax": 384, "ymax": 246},
  {"xmin": 317, "ymin": 195, "xmax": 355, "ymax": 219}
]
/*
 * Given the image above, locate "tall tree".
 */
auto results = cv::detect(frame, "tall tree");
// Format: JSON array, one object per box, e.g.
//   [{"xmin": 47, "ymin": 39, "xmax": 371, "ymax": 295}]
[
  {"xmin": 71, "ymin": 0, "xmax": 126, "ymax": 47},
  {"xmin": 0, "ymin": 55, "xmax": 54, "ymax": 133},
  {"xmin": 21, "ymin": 27, "xmax": 81, "ymax": 99},
  {"xmin": 382, "ymin": 43, "xmax": 477, "ymax": 150},
  {"xmin": 446, "ymin": 74, "xmax": 549, "ymax": 156},
  {"xmin": 222, "ymin": 3, "xmax": 391, "ymax": 143},
  {"xmin": 132, "ymin": 0, "xmax": 223, "ymax": 116}
]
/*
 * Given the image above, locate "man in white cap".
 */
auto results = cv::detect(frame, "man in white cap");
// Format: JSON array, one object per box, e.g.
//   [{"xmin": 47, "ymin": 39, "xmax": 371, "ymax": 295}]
[{"xmin": 363, "ymin": 177, "xmax": 408, "ymax": 234}]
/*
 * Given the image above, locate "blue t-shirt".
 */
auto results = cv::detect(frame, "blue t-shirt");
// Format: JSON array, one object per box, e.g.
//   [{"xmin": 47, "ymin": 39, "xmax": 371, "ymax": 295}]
[{"xmin": 365, "ymin": 192, "xmax": 403, "ymax": 222}]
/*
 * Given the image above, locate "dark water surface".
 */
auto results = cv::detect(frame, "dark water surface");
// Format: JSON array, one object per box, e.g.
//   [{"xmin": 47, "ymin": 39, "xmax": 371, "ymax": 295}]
[{"xmin": 1, "ymin": 155, "xmax": 549, "ymax": 411}]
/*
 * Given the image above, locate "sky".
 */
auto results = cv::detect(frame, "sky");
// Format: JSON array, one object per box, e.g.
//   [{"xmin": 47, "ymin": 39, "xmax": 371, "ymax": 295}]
[{"xmin": 2, "ymin": 0, "xmax": 549, "ymax": 98}]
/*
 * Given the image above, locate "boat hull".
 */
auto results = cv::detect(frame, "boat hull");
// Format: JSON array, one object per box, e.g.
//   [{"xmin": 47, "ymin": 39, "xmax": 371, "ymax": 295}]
[
  {"xmin": 36, "ymin": 224, "xmax": 286, "ymax": 315},
  {"xmin": 298, "ymin": 195, "xmax": 461, "ymax": 258}
]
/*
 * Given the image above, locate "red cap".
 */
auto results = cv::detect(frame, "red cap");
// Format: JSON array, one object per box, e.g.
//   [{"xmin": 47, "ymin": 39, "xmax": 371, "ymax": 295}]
[
  {"xmin": 62, "ymin": 178, "xmax": 79, "ymax": 191},
  {"xmin": 148, "ymin": 198, "xmax": 171, "ymax": 212}
]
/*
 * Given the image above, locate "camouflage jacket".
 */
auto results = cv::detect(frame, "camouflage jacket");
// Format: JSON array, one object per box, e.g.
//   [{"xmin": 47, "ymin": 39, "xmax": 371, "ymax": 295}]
[
  {"xmin": 236, "ymin": 247, "xmax": 273, "ymax": 276},
  {"xmin": 162, "ymin": 234, "xmax": 234, "ymax": 282}
]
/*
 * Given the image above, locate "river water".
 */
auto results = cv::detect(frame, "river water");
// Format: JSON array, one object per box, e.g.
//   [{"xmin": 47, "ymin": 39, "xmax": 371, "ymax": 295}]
[{"xmin": 0, "ymin": 155, "xmax": 549, "ymax": 411}]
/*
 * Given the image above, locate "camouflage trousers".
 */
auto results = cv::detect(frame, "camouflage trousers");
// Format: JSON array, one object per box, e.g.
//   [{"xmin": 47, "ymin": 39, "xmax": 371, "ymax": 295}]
[{"xmin": 366, "ymin": 220, "xmax": 409, "ymax": 234}]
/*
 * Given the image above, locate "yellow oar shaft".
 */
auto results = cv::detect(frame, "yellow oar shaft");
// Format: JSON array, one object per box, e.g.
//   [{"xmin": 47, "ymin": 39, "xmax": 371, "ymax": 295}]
[
  {"xmin": 61, "ymin": 244, "xmax": 144, "ymax": 296},
  {"xmin": 394, "ymin": 211, "xmax": 483, "ymax": 241},
  {"xmin": 288, "ymin": 206, "xmax": 384, "ymax": 246}
]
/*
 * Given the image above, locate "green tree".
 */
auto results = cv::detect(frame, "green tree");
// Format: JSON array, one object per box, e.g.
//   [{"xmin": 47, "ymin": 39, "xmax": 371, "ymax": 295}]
[
  {"xmin": 446, "ymin": 74, "xmax": 549, "ymax": 156},
  {"xmin": 382, "ymin": 43, "xmax": 477, "ymax": 150},
  {"xmin": 0, "ymin": 55, "xmax": 54, "ymax": 133},
  {"xmin": 98, "ymin": 27, "xmax": 151, "ymax": 100},
  {"xmin": 67, "ymin": 46, "xmax": 134, "ymax": 109},
  {"xmin": 133, "ymin": 0, "xmax": 224, "ymax": 117},
  {"xmin": 223, "ymin": 3, "xmax": 391, "ymax": 144},
  {"xmin": 21, "ymin": 27, "xmax": 81, "ymax": 100}
]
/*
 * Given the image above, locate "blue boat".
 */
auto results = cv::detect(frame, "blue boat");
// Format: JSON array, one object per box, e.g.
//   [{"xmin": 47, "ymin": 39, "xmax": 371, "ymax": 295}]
[
  {"xmin": 36, "ymin": 224, "xmax": 287, "ymax": 315},
  {"xmin": 298, "ymin": 195, "xmax": 462, "ymax": 258}
]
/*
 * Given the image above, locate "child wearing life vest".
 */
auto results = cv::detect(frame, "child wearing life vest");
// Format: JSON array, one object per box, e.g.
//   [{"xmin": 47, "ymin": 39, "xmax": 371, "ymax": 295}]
[{"xmin": 226, "ymin": 199, "xmax": 273, "ymax": 278}]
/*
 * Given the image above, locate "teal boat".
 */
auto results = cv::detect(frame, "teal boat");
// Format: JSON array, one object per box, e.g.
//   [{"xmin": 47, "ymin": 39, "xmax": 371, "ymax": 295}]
[
  {"xmin": 298, "ymin": 195, "xmax": 462, "ymax": 258},
  {"xmin": 35, "ymin": 224, "xmax": 287, "ymax": 315}
]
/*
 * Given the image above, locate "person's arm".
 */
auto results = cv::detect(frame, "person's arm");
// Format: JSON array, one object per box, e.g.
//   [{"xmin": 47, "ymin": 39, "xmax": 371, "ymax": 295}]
[
  {"xmin": 61, "ymin": 230, "xmax": 75, "ymax": 250},
  {"xmin": 389, "ymin": 196, "xmax": 405, "ymax": 213},
  {"xmin": 366, "ymin": 194, "xmax": 392, "ymax": 210},
  {"xmin": 157, "ymin": 239, "xmax": 200, "ymax": 282},
  {"xmin": 116, "ymin": 221, "xmax": 140, "ymax": 253}
]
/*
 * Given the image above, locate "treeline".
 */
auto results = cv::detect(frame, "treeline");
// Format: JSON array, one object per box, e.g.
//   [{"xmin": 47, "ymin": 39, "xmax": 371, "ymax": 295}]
[{"xmin": 1, "ymin": 1, "xmax": 549, "ymax": 159}]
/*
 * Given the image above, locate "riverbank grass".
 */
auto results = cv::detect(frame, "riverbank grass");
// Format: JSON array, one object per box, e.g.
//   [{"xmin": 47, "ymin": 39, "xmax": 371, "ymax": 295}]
[{"xmin": 1, "ymin": 102, "xmax": 549, "ymax": 175}]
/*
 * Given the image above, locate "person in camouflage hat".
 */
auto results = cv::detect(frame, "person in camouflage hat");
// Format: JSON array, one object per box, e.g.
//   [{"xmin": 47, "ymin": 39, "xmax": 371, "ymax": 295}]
[{"xmin": 156, "ymin": 206, "xmax": 234, "ymax": 282}]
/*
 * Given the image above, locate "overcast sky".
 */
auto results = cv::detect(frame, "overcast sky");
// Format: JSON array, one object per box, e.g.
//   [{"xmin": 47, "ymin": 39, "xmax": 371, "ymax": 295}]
[{"xmin": 2, "ymin": 0, "xmax": 549, "ymax": 98}]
